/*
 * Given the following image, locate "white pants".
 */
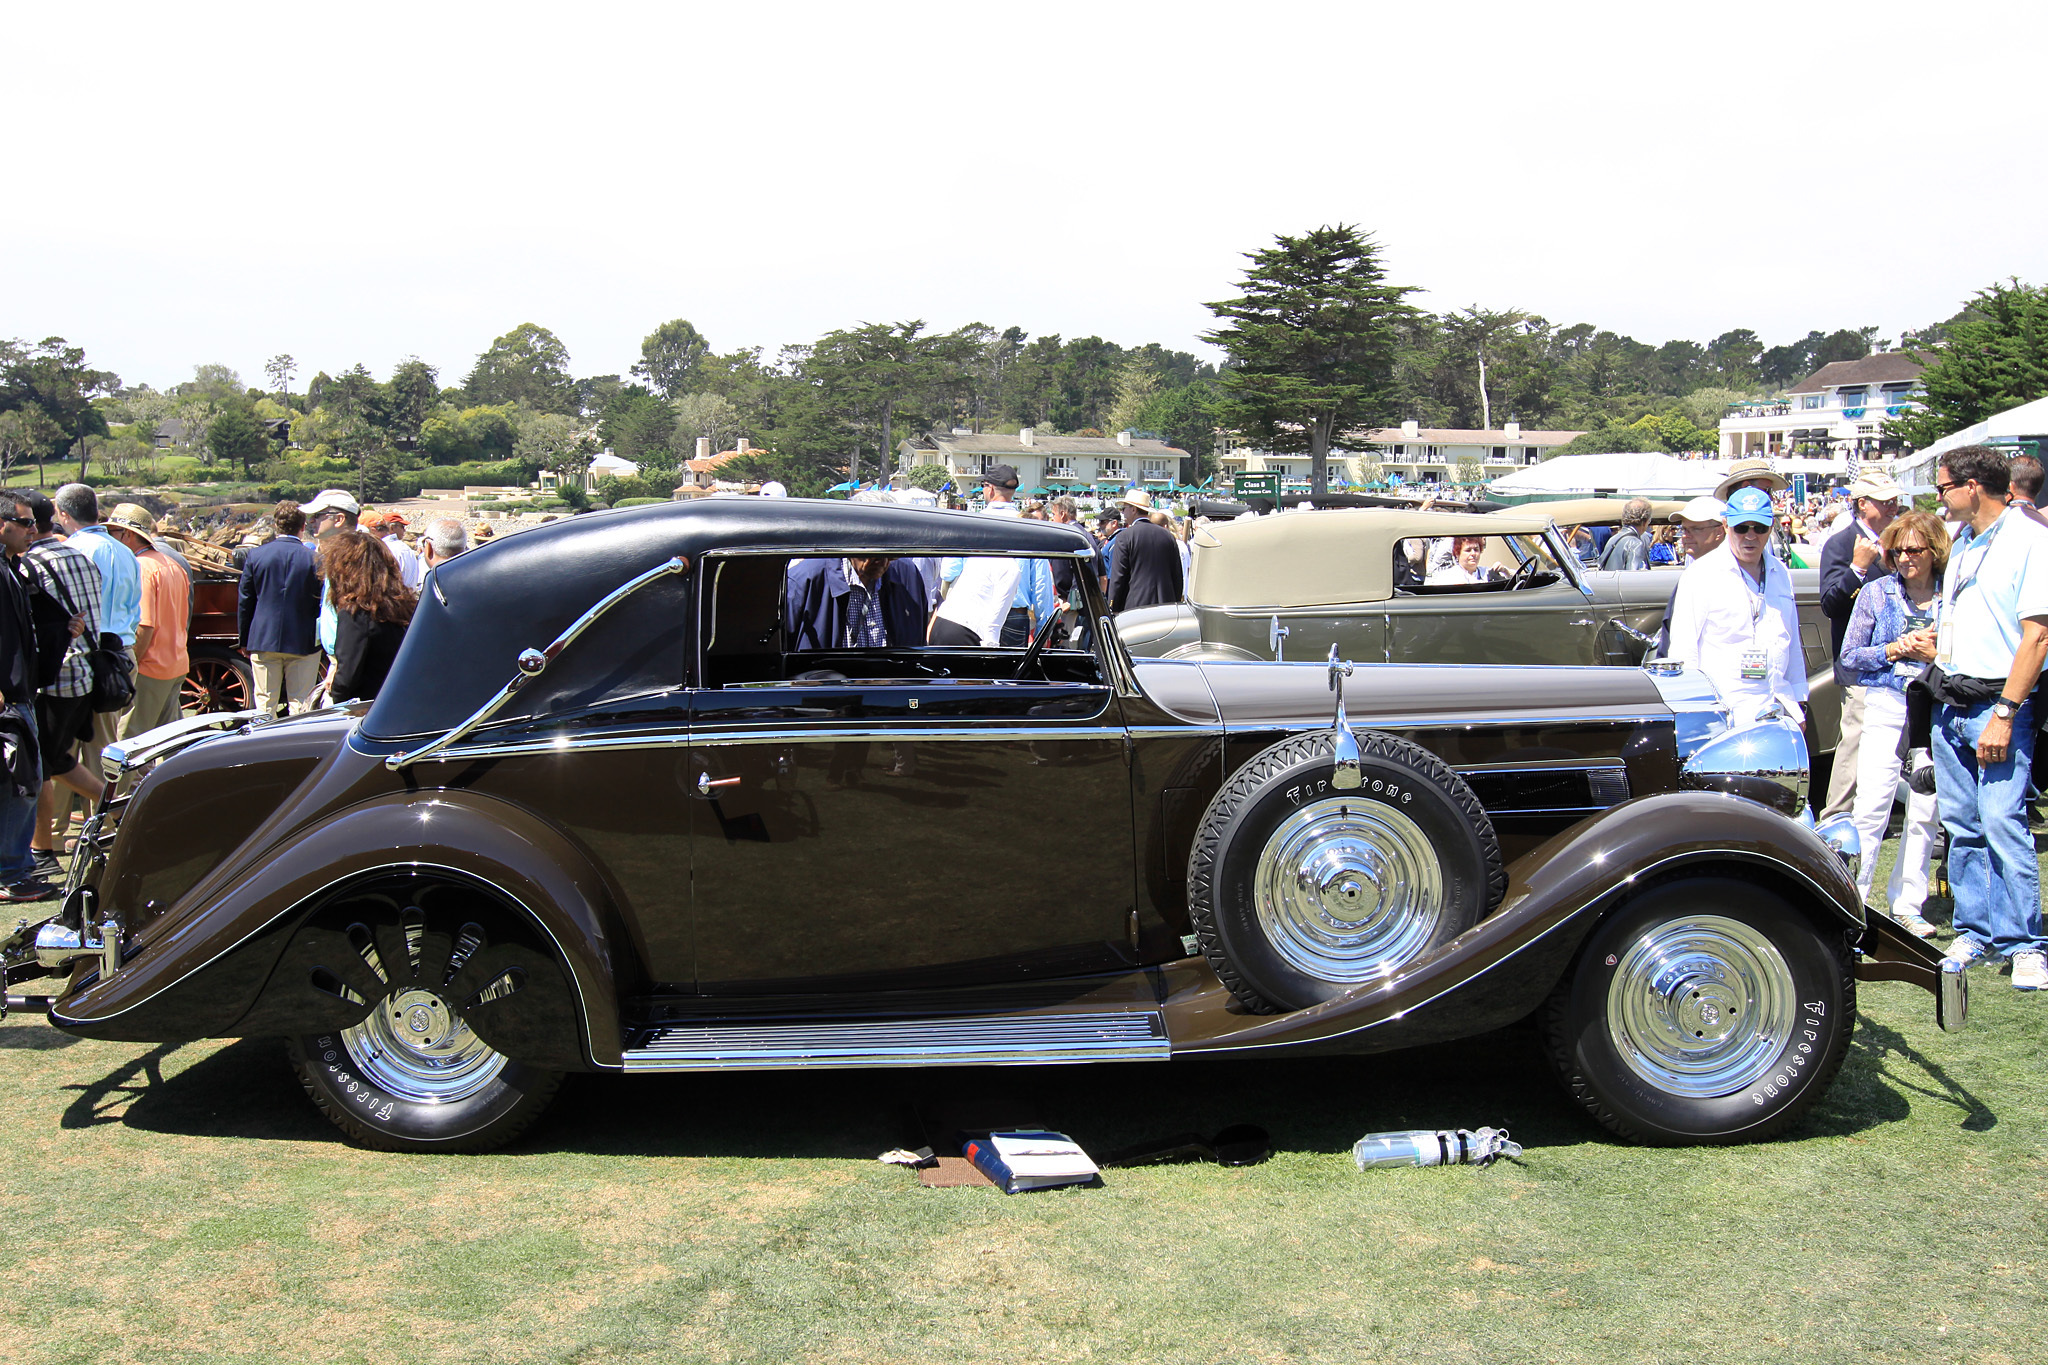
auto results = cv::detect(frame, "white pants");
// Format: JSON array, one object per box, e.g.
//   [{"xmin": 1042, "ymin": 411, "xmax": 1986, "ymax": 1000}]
[{"xmin": 1851, "ymin": 685, "xmax": 1940, "ymax": 918}]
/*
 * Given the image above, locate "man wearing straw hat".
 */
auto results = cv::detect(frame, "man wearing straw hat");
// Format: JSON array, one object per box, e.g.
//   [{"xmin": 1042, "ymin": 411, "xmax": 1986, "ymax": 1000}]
[
  {"xmin": 1108, "ymin": 488, "xmax": 1181, "ymax": 612},
  {"xmin": 104, "ymin": 504, "xmax": 191, "ymax": 740}
]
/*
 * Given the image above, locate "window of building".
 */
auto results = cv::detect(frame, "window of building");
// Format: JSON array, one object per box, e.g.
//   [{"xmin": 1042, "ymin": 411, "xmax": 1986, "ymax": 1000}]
[
  {"xmin": 1490, "ymin": 446, "xmax": 1509, "ymax": 461},
  {"xmin": 1098, "ymin": 458, "xmax": 1123, "ymax": 477},
  {"xmin": 1044, "ymin": 460, "xmax": 1074, "ymax": 478},
  {"xmin": 1800, "ymin": 395, "xmax": 1823, "ymax": 410},
  {"xmin": 1140, "ymin": 460, "xmax": 1171, "ymax": 477},
  {"xmin": 1835, "ymin": 386, "xmax": 1867, "ymax": 408}
]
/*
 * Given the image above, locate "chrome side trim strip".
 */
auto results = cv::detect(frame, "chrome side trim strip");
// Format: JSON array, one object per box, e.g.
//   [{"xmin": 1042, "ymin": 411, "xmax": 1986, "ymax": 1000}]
[
  {"xmin": 623, "ymin": 1010, "xmax": 1169, "ymax": 1071},
  {"xmin": 389, "ymin": 556, "xmax": 690, "ymax": 771},
  {"xmin": 423, "ymin": 724, "xmax": 1131, "ymax": 762}
]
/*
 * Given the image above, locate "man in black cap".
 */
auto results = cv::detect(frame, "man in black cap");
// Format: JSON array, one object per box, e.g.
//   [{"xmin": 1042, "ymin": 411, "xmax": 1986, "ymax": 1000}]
[{"xmin": 932, "ymin": 463, "xmax": 1052, "ymax": 647}]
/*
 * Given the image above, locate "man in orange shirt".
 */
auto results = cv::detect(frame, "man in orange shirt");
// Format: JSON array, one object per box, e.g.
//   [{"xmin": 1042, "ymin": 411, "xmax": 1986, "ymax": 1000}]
[{"xmin": 105, "ymin": 504, "xmax": 191, "ymax": 740}]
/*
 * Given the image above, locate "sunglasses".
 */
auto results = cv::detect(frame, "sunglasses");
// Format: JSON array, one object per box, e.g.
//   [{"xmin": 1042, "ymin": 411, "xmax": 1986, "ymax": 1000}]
[
  {"xmin": 1933, "ymin": 479, "xmax": 1970, "ymax": 495},
  {"xmin": 1730, "ymin": 523, "xmax": 1772, "ymax": 534},
  {"xmin": 1893, "ymin": 544, "xmax": 1932, "ymax": 556},
  {"xmin": 1, "ymin": 515, "xmax": 33, "ymax": 528}
]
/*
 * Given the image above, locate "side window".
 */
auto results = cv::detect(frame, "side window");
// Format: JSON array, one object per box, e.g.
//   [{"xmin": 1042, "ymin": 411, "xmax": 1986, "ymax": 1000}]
[
  {"xmin": 490, "ymin": 573, "xmax": 693, "ymax": 723},
  {"xmin": 1396, "ymin": 534, "xmax": 1566, "ymax": 591},
  {"xmin": 701, "ymin": 553, "xmax": 1102, "ymax": 689}
]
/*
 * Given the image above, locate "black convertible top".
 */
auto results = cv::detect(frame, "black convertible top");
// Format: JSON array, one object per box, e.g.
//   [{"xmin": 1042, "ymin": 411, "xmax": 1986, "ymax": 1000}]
[{"xmin": 362, "ymin": 498, "xmax": 1095, "ymax": 741}]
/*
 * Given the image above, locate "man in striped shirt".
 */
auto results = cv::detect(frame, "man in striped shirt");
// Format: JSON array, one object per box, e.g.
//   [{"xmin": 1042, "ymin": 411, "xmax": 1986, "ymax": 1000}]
[{"xmin": 21, "ymin": 490, "xmax": 103, "ymax": 883}]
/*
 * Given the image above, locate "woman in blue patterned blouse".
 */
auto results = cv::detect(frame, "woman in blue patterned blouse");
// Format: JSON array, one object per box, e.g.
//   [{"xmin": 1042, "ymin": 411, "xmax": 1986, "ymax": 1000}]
[{"xmin": 1838, "ymin": 510, "xmax": 1950, "ymax": 936}]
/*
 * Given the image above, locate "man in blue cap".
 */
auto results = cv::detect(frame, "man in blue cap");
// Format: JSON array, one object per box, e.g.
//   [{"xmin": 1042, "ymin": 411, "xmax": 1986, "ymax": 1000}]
[{"xmin": 1664, "ymin": 485, "xmax": 1807, "ymax": 727}]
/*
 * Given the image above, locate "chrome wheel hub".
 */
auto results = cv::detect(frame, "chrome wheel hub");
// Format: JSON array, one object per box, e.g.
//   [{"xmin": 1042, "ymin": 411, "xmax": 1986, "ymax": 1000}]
[
  {"xmin": 1254, "ymin": 796, "xmax": 1444, "ymax": 983},
  {"xmin": 1606, "ymin": 915, "xmax": 1795, "ymax": 1098},
  {"xmin": 342, "ymin": 987, "xmax": 508, "ymax": 1104}
]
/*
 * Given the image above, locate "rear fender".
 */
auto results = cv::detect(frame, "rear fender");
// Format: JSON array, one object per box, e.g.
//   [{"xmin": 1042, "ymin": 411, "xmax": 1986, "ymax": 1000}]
[
  {"xmin": 1168, "ymin": 790, "xmax": 1861, "ymax": 1056},
  {"xmin": 50, "ymin": 792, "xmax": 629, "ymax": 1068}
]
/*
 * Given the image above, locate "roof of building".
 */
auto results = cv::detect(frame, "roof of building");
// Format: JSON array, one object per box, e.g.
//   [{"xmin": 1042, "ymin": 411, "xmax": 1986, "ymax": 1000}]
[
  {"xmin": 1352, "ymin": 427, "xmax": 1587, "ymax": 446},
  {"xmin": 1787, "ymin": 352, "xmax": 1934, "ymax": 394},
  {"xmin": 904, "ymin": 432, "xmax": 1191, "ymax": 458}
]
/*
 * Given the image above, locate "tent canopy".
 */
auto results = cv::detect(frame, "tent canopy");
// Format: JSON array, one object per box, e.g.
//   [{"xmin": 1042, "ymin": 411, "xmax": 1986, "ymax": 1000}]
[
  {"xmin": 1889, "ymin": 394, "xmax": 2048, "ymax": 489},
  {"xmin": 1488, "ymin": 453, "xmax": 1848, "ymax": 501}
]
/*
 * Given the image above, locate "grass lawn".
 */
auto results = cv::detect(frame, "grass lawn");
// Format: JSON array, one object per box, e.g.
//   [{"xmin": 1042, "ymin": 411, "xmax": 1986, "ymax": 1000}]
[{"xmin": 1, "ymin": 843, "xmax": 2043, "ymax": 1364}]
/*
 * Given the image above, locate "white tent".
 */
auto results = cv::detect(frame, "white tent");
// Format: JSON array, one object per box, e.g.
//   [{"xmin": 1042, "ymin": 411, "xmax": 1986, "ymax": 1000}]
[
  {"xmin": 1888, "ymin": 394, "xmax": 2048, "ymax": 491},
  {"xmin": 1487, "ymin": 453, "xmax": 1847, "ymax": 500}
]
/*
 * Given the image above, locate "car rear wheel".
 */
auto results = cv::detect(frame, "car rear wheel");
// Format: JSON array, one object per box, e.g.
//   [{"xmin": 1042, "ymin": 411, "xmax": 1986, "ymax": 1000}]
[
  {"xmin": 182, "ymin": 645, "xmax": 252, "ymax": 716},
  {"xmin": 1187, "ymin": 731, "xmax": 1505, "ymax": 1013},
  {"xmin": 1541, "ymin": 875, "xmax": 1854, "ymax": 1144},
  {"xmin": 287, "ymin": 1004, "xmax": 562, "ymax": 1154}
]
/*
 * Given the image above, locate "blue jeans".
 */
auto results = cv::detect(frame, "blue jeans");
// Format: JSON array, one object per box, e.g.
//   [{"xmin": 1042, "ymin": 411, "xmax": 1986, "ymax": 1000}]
[
  {"xmin": 1935, "ymin": 697, "xmax": 2048, "ymax": 958},
  {"xmin": 0, "ymin": 705, "xmax": 41, "ymax": 884}
]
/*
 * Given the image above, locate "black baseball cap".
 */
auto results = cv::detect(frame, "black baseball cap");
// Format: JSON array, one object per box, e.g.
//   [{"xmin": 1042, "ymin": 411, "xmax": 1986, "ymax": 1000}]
[{"xmin": 981, "ymin": 463, "xmax": 1020, "ymax": 489}]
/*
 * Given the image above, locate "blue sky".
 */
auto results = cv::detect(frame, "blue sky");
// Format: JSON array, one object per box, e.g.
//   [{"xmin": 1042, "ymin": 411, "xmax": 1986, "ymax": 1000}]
[{"xmin": 7, "ymin": 0, "xmax": 2043, "ymax": 392}]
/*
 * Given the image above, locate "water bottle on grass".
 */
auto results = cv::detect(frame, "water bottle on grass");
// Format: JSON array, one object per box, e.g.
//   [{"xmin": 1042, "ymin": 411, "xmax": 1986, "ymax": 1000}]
[{"xmin": 1352, "ymin": 1127, "xmax": 1522, "ymax": 1169}]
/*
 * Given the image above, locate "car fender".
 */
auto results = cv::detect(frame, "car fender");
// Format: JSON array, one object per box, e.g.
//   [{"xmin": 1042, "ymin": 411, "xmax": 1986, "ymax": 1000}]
[
  {"xmin": 51, "ymin": 791, "xmax": 629, "ymax": 1068},
  {"xmin": 1168, "ymin": 790, "xmax": 1861, "ymax": 1056}
]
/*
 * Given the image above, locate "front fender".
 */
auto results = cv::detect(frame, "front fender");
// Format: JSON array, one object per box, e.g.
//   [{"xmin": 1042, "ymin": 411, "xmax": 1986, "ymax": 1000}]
[
  {"xmin": 51, "ymin": 791, "xmax": 629, "ymax": 1067},
  {"xmin": 1168, "ymin": 790, "xmax": 1861, "ymax": 1056}
]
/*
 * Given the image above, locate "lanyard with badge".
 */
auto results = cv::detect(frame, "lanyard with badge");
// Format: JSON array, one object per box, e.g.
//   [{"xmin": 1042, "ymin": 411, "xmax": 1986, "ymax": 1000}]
[
  {"xmin": 1738, "ymin": 561, "xmax": 1770, "ymax": 682},
  {"xmin": 1936, "ymin": 511, "xmax": 2007, "ymax": 670}
]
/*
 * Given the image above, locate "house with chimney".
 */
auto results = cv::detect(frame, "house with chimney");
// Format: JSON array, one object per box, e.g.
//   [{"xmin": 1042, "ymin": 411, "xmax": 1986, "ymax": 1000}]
[
  {"xmin": 1717, "ymin": 352, "xmax": 1932, "ymax": 462},
  {"xmin": 897, "ymin": 429, "xmax": 1195, "ymax": 494}
]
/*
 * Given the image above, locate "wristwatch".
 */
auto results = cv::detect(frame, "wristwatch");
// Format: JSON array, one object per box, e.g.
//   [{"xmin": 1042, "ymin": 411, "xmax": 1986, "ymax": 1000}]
[{"xmin": 1993, "ymin": 697, "xmax": 2020, "ymax": 721}]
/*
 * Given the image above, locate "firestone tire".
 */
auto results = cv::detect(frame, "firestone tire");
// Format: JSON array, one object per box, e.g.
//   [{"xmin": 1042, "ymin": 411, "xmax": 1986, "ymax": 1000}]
[
  {"xmin": 286, "ymin": 1017, "xmax": 563, "ymax": 1154},
  {"xmin": 1187, "ymin": 730, "xmax": 1505, "ymax": 1014},
  {"xmin": 1541, "ymin": 876, "xmax": 1855, "ymax": 1145}
]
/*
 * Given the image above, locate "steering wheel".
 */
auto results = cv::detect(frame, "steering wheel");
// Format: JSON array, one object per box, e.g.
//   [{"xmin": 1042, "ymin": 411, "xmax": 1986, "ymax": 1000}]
[
  {"xmin": 1504, "ymin": 554, "xmax": 1542, "ymax": 592},
  {"xmin": 1014, "ymin": 611, "xmax": 1062, "ymax": 679}
]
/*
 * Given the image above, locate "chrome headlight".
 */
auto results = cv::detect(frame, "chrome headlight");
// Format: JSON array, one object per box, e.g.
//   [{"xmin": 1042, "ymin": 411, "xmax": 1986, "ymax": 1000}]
[
  {"xmin": 1810, "ymin": 813, "xmax": 1862, "ymax": 865},
  {"xmin": 1679, "ymin": 716, "xmax": 1809, "ymax": 817}
]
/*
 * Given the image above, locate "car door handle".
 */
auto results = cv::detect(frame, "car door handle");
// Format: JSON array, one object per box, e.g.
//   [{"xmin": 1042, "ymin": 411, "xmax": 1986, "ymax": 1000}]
[{"xmin": 696, "ymin": 772, "xmax": 741, "ymax": 797}]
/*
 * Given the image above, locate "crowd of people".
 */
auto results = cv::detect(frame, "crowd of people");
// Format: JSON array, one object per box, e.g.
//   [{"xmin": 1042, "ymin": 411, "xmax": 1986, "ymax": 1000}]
[
  {"xmin": 1659, "ymin": 450, "xmax": 2048, "ymax": 993},
  {"xmin": 0, "ymin": 486, "xmax": 470, "ymax": 904}
]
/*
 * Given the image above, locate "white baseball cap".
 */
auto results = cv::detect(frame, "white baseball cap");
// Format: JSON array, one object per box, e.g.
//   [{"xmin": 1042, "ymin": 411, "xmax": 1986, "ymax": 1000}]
[
  {"xmin": 1675, "ymin": 496, "xmax": 1727, "ymax": 525},
  {"xmin": 301, "ymin": 489, "xmax": 361, "ymax": 517}
]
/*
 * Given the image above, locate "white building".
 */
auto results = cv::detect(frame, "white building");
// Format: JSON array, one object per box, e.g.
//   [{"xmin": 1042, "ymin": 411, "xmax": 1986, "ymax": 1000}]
[
  {"xmin": 1718, "ymin": 353, "xmax": 1930, "ymax": 462},
  {"xmin": 898, "ymin": 429, "xmax": 1193, "ymax": 494},
  {"xmin": 1213, "ymin": 422, "xmax": 1582, "ymax": 491}
]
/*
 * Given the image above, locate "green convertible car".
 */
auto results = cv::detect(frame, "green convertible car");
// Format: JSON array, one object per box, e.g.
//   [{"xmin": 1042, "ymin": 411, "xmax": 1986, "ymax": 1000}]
[{"xmin": 1115, "ymin": 507, "xmax": 1842, "ymax": 756}]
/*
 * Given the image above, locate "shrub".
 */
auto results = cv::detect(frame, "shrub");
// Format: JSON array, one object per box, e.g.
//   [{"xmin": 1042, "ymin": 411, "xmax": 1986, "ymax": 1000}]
[{"xmin": 615, "ymin": 496, "xmax": 665, "ymax": 507}]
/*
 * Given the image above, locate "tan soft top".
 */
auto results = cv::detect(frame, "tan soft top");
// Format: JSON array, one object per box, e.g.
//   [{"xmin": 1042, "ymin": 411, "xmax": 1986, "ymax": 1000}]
[
  {"xmin": 1490, "ymin": 497, "xmax": 1689, "ymax": 527},
  {"xmin": 1188, "ymin": 508, "xmax": 1553, "ymax": 609}
]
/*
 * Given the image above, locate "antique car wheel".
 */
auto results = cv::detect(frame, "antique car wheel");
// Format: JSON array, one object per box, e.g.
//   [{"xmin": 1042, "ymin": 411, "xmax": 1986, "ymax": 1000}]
[
  {"xmin": 287, "ymin": 1005, "xmax": 563, "ymax": 1153},
  {"xmin": 182, "ymin": 645, "xmax": 252, "ymax": 715},
  {"xmin": 1542, "ymin": 876, "xmax": 1854, "ymax": 1145},
  {"xmin": 1187, "ymin": 731, "xmax": 1505, "ymax": 1013}
]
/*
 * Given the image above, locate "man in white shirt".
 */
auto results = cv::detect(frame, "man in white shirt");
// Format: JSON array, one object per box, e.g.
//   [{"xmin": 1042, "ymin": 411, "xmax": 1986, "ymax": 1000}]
[
  {"xmin": 367, "ymin": 510, "xmax": 425, "ymax": 592},
  {"xmin": 930, "ymin": 464, "xmax": 1026, "ymax": 647},
  {"xmin": 1924, "ymin": 446, "xmax": 2048, "ymax": 990},
  {"xmin": 1664, "ymin": 486, "xmax": 1807, "ymax": 728}
]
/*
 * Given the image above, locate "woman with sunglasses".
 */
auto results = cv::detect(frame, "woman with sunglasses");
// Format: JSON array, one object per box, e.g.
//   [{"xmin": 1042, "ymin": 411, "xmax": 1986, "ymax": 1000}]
[{"xmin": 1837, "ymin": 510, "xmax": 1951, "ymax": 936}]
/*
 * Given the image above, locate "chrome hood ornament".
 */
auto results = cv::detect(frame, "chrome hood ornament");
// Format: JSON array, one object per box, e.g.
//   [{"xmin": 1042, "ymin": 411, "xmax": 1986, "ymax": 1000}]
[{"xmin": 1328, "ymin": 645, "xmax": 1361, "ymax": 790}]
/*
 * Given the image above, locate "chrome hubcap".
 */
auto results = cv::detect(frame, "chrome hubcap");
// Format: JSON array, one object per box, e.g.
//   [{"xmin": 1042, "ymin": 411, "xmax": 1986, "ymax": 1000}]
[
  {"xmin": 1606, "ymin": 915, "xmax": 1795, "ymax": 1098},
  {"xmin": 1253, "ymin": 796, "xmax": 1444, "ymax": 983},
  {"xmin": 342, "ymin": 987, "xmax": 508, "ymax": 1103}
]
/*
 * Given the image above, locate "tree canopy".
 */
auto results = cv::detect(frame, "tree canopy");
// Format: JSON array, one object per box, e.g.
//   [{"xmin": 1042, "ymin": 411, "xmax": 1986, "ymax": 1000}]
[
  {"xmin": 464, "ymin": 323, "xmax": 576, "ymax": 413},
  {"xmin": 1887, "ymin": 280, "xmax": 2048, "ymax": 449},
  {"xmin": 1206, "ymin": 224, "xmax": 1417, "ymax": 494}
]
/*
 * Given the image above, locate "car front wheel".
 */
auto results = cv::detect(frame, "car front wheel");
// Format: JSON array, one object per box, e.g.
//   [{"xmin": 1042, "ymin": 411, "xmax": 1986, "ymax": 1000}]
[{"xmin": 1542, "ymin": 875, "xmax": 1854, "ymax": 1144}]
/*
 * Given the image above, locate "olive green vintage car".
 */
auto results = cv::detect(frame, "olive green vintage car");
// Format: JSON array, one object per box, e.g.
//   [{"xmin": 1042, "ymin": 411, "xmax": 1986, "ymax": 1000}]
[{"xmin": 1116, "ymin": 508, "xmax": 1843, "ymax": 755}]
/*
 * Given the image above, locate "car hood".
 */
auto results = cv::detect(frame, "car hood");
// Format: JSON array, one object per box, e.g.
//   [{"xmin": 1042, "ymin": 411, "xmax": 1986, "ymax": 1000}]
[{"xmin": 1189, "ymin": 660, "xmax": 1668, "ymax": 731}]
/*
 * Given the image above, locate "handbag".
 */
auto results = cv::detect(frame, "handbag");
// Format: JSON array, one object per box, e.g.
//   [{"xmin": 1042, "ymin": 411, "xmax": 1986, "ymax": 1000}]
[{"xmin": 34, "ymin": 563, "xmax": 135, "ymax": 714}]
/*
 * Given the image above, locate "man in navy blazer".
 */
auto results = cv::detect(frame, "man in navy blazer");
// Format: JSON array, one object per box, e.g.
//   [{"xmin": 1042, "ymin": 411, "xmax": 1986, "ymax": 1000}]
[
  {"xmin": 238, "ymin": 501, "xmax": 324, "ymax": 717},
  {"xmin": 784, "ymin": 556, "xmax": 928, "ymax": 652}
]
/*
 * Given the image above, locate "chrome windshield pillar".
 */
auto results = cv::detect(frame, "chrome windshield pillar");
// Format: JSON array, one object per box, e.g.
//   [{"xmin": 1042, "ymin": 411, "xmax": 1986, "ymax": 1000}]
[{"xmin": 388, "ymin": 555, "xmax": 690, "ymax": 771}]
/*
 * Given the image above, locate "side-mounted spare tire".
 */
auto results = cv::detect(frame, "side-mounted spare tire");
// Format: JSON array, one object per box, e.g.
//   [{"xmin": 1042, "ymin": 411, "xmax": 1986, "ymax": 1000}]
[{"xmin": 1187, "ymin": 730, "xmax": 1506, "ymax": 1014}]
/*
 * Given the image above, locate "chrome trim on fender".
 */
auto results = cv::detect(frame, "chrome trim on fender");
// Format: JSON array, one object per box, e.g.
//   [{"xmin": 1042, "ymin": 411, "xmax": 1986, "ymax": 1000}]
[
  {"xmin": 49, "ymin": 858, "xmax": 614, "ymax": 1069},
  {"xmin": 623, "ymin": 1010, "xmax": 1169, "ymax": 1071},
  {"xmin": 101, "ymin": 709, "xmax": 264, "ymax": 781},
  {"xmin": 408, "ymin": 724, "xmax": 1132, "ymax": 763},
  {"xmin": 389, "ymin": 556, "xmax": 691, "ymax": 771},
  {"xmin": 1184, "ymin": 839, "xmax": 1864, "ymax": 1057}
]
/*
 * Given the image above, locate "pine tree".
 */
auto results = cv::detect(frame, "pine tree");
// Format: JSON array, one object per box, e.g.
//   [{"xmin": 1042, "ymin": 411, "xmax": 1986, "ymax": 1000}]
[{"xmin": 1205, "ymin": 226, "xmax": 1417, "ymax": 495}]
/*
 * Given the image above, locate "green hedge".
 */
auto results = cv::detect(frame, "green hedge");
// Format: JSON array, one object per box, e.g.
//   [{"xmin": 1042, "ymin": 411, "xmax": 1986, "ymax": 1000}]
[{"xmin": 614, "ymin": 496, "xmax": 666, "ymax": 507}]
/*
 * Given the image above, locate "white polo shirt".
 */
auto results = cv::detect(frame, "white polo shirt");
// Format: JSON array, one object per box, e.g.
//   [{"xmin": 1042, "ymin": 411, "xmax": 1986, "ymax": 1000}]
[
  {"xmin": 1941, "ymin": 508, "xmax": 2048, "ymax": 681},
  {"xmin": 1665, "ymin": 541, "xmax": 1808, "ymax": 726},
  {"xmin": 932, "ymin": 501, "xmax": 1024, "ymax": 646}
]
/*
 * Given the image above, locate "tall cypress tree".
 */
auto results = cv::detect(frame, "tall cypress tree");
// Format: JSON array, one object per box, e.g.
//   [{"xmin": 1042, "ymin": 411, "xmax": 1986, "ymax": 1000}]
[{"xmin": 1205, "ymin": 226, "xmax": 1417, "ymax": 495}]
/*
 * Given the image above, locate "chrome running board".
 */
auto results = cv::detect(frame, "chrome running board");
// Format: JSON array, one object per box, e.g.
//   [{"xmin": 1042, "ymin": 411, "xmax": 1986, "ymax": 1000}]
[{"xmin": 622, "ymin": 1010, "xmax": 1170, "ymax": 1071}]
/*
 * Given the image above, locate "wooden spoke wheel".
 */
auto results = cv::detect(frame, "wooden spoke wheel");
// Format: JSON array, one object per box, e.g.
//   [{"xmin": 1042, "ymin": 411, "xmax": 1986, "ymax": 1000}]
[{"xmin": 182, "ymin": 646, "xmax": 253, "ymax": 716}]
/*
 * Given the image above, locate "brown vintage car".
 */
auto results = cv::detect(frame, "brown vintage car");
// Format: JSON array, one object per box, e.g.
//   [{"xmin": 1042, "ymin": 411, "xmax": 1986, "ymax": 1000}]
[{"xmin": 1, "ymin": 499, "xmax": 1957, "ymax": 1153}]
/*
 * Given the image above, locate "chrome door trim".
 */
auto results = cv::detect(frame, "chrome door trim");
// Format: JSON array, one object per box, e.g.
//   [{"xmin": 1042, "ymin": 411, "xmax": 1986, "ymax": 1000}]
[{"xmin": 417, "ymin": 724, "xmax": 1132, "ymax": 762}]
